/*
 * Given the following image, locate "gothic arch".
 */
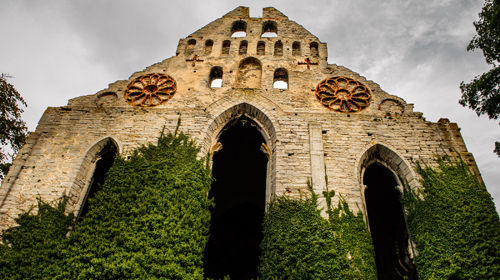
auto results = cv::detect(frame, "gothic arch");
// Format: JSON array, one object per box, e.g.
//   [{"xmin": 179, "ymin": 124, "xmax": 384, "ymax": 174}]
[
  {"xmin": 356, "ymin": 143, "xmax": 417, "ymax": 194},
  {"xmin": 356, "ymin": 143, "xmax": 419, "ymax": 279},
  {"xmin": 203, "ymin": 103, "xmax": 278, "ymax": 203},
  {"xmin": 67, "ymin": 137, "xmax": 121, "ymax": 215},
  {"xmin": 353, "ymin": 142, "xmax": 419, "ymax": 218}
]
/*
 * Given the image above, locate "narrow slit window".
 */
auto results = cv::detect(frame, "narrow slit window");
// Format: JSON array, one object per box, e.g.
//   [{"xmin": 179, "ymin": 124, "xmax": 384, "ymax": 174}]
[
  {"xmin": 186, "ymin": 39, "xmax": 196, "ymax": 55},
  {"xmin": 209, "ymin": 67, "xmax": 223, "ymax": 88},
  {"xmin": 257, "ymin": 41, "xmax": 266, "ymax": 55},
  {"xmin": 274, "ymin": 41, "xmax": 283, "ymax": 56},
  {"xmin": 273, "ymin": 68, "xmax": 288, "ymax": 89},
  {"xmin": 261, "ymin": 21, "xmax": 278, "ymax": 37},
  {"xmin": 310, "ymin": 42, "xmax": 319, "ymax": 57},
  {"xmin": 292, "ymin": 42, "xmax": 301, "ymax": 56},
  {"xmin": 239, "ymin": 41, "xmax": 248, "ymax": 55},
  {"xmin": 204, "ymin": 40, "xmax": 213, "ymax": 55},
  {"xmin": 231, "ymin": 20, "xmax": 247, "ymax": 37},
  {"xmin": 222, "ymin": 40, "xmax": 231, "ymax": 55}
]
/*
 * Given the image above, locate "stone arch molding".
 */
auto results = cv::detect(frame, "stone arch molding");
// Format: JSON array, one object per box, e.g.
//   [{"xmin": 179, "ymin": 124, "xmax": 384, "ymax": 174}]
[
  {"xmin": 201, "ymin": 101, "xmax": 280, "ymax": 203},
  {"xmin": 66, "ymin": 136, "xmax": 121, "ymax": 215},
  {"xmin": 200, "ymin": 96, "xmax": 283, "ymax": 155},
  {"xmin": 202, "ymin": 102, "xmax": 278, "ymax": 154},
  {"xmin": 355, "ymin": 143, "xmax": 419, "ymax": 208}
]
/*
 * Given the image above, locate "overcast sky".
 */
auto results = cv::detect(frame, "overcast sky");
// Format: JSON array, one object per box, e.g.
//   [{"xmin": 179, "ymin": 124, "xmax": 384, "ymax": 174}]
[{"xmin": 1, "ymin": 0, "xmax": 499, "ymax": 211}]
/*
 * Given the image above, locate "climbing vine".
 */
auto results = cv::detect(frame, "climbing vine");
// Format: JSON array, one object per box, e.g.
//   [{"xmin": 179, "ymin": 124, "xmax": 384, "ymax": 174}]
[
  {"xmin": 258, "ymin": 182, "xmax": 377, "ymax": 279},
  {"xmin": 0, "ymin": 197, "xmax": 73, "ymax": 279},
  {"xmin": 401, "ymin": 155, "xmax": 500, "ymax": 280},
  {"xmin": 4, "ymin": 130, "xmax": 500, "ymax": 279},
  {"xmin": 0, "ymin": 124, "xmax": 214, "ymax": 279}
]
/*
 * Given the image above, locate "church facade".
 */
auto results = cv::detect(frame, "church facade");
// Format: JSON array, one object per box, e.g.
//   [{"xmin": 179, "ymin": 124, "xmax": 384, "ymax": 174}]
[{"xmin": 0, "ymin": 6, "xmax": 480, "ymax": 278}]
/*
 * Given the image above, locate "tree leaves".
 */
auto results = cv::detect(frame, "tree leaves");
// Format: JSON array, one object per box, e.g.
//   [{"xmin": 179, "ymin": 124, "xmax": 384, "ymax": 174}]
[
  {"xmin": 460, "ymin": 0, "xmax": 500, "ymax": 155},
  {"xmin": 0, "ymin": 73, "xmax": 28, "ymax": 179}
]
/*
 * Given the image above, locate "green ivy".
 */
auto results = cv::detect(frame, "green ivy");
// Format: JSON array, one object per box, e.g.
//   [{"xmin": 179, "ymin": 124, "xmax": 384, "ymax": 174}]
[
  {"xmin": 6, "ymin": 129, "xmax": 500, "ymax": 280},
  {"xmin": 326, "ymin": 192, "xmax": 377, "ymax": 279},
  {"xmin": 258, "ymin": 183, "xmax": 376, "ymax": 279},
  {"xmin": 1, "ymin": 125, "xmax": 213, "ymax": 279},
  {"xmin": 61, "ymin": 127, "xmax": 213, "ymax": 279},
  {"xmin": 401, "ymin": 155, "xmax": 500, "ymax": 280},
  {"xmin": 0, "ymin": 196, "xmax": 74, "ymax": 279}
]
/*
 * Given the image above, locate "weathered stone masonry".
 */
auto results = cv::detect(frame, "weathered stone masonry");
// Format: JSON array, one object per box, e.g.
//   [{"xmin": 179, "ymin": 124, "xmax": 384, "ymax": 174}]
[{"xmin": 0, "ymin": 6, "xmax": 479, "ymax": 230}]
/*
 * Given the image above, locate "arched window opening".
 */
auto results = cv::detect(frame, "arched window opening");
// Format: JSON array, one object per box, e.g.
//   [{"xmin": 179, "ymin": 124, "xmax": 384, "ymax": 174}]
[
  {"xmin": 186, "ymin": 39, "xmax": 196, "ymax": 55},
  {"xmin": 222, "ymin": 40, "xmax": 231, "ymax": 55},
  {"xmin": 204, "ymin": 117, "xmax": 268, "ymax": 280},
  {"xmin": 239, "ymin": 41, "xmax": 248, "ymax": 55},
  {"xmin": 261, "ymin": 21, "xmax": 278, "ymax": 37},
  {"xmin": 209, "ymin": 67, "xmax": 223, "ymax": 88},
  {"xmin": 231, "ymin": 20, "xmax": 247, "ymax": 37},
  {"xmin": 292, "ymin": 41, "xmax": 301, "ymax": 56},
  {"xmin": 273, "ymin": 68, "xmax": 288, "ymax": 89},
  {"xmin": 204, "ymin": 40, "xmax": 213, "ymax": 55},
  {"xmin": 274, "ymin": 41, "xmax": 283, "ymax": 56},
  {"xmin": 76, "ymin": 140, "xmax": 117, "ymax": 223},
  {"xmin": 236, "ymin": 57, "xmax": 262, "ymax": 88},
  {"xmin": 310, "ymin": 42, "xmax": 319, "ymax": 57},
  {"xmin": 257, "ymin": 41, "xmax": 266, "ymax": 55},
  {"xmin": 364, "ymin": 163, "xmax": 418, "ymax": 280}
]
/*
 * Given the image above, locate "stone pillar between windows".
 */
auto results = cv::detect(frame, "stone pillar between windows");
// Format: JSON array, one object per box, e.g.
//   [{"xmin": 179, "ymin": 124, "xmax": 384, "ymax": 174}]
[{"xmin": 309, "ymin": 123, "xmax": 327, "ymax": 217}]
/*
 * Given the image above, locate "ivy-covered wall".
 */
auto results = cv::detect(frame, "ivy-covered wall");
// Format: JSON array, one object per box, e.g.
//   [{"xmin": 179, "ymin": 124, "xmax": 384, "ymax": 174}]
[
  {"xmin": 258, "ymin": 185, "xmax": 377, "ymax": 279},
  {"xmin": 0, "ymin": 197, "xmax": 74, "ymax": 279},
  {"xmin": 1, "ymin": 127, "xmax": 213, "ymax": 279},
  {"xmin": 402, "ymin": 156, "xmax": 500, "ymax": 280},
  {"xmin": 2, "ymin": 129, "xmax": 500, "ymax": 280}
]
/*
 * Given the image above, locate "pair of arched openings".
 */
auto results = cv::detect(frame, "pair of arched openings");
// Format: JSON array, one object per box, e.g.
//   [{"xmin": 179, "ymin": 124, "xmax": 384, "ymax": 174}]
[
  {"xmin": 70, "ymin": 104, "xmax": 276, "ymax": 279},
  {"xmin": 209, "ymin": 58, "xmax": 288, "ymax": 89},
  {"xmin": 230, "ymin": 20, "xmax": 277, "ymax": 38},
  {"xmin": 72, "ymin": 104, "xmax": 278, "ymax": 223},
  {"xmin": 186, "ymin": 39, "xmax": 216, "ymax": 56}
]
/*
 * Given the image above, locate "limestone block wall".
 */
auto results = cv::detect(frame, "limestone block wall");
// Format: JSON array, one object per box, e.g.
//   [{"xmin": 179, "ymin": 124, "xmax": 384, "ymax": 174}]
[{"xmin": 0, "ymin": 6, "xmax": 480, "ymax": 231}]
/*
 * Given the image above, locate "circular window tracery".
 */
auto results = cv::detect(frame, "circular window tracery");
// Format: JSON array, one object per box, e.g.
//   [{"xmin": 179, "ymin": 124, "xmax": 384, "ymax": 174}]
[
  {"xmin": 124, "ymin": 74, "xmax": 177, "ymax": 107},
  {"xmin": 315, "ymin": 77, "xmax": 371, "ymax": 113}
]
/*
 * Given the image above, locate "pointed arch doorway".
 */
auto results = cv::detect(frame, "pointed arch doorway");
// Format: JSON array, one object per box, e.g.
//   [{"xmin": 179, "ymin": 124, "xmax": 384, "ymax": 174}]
[
  {"xmin": 204, "ymin": 116, "xmax": 268, "ymax": 280},
  {"xmin": 363, "ymin": 162, "xmax": 418, "ymax": 280}
]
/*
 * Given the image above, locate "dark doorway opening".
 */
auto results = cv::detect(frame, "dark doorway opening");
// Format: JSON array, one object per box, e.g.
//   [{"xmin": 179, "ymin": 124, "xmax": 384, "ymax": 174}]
[
  {"xmin": 204, "ymin": 117, "xmax": 268, "ymax": 280},
  {"xmin": 76, "ymin": 141, "xmax": 117, "ymax": 223},
  {"xmin": 364, "ymin": 163, "xmax": 418, "ymax": 280}
]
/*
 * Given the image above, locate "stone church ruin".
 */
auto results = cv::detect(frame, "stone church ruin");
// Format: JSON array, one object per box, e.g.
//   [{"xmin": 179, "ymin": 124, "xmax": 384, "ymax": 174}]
[{"xmin": 0, "ymin": 6, "xmax": 482, "ymax": 279}]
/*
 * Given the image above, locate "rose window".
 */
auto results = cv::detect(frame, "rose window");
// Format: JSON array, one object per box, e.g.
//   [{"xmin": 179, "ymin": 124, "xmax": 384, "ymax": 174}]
[
  {"xmin": 124, "ymin": 74, "xmax": 177, "ymax": 107},
  {"xmin": 315, "ymin": 77, "xmax": 371, "ymax": 113}
]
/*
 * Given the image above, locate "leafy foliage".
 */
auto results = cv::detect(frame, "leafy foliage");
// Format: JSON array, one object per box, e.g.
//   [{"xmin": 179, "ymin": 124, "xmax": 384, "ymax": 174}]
[
  {"xmin": 325, "ymin": 191, "xmax": 377, "ymax": 279},
  {"xmin": 0, "ymin": 74, "xmax": 28, "ymax": 178},
  {"xmin": 61, "ymin": 128, "xmax": 213, "ymax": 279},
  {"xmin": 0, "ymin": 126, "xmax": 214, "ymax": 279},
  {"xmin": 0, "ymin": 197, "xmax": 74, "ymax": 279},
  {"xmin": 259, "ymin": 183, "xmax": 376, "ymax": 279},
  {"xmin": 401, "ymin": 155, "xmax": 500, "ymax": 279},
  {"xmin": 460, "ymin": 0, "xmax": 500, "ymax": 155}
]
